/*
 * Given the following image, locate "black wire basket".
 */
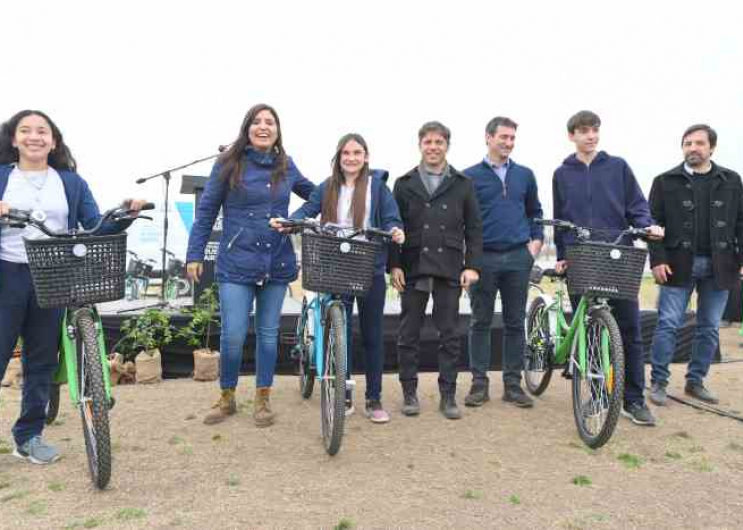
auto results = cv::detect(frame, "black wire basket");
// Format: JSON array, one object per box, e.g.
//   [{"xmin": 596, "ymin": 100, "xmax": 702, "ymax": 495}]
[
  {"xmin": 24, "ymin": 234, "xmax": 128, "ymax": 308},
  {"xmin": 566, "ymin": 241, "xmax": 647, "ymax": 301},
  {"xmin": 301, "ymin": 232, "xmax": 381, "ymax": 297}
]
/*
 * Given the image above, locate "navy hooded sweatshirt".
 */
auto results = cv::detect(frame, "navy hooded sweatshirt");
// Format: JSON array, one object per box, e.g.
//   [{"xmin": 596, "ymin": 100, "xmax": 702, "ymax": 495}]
[{"xmin": 552, "ymin": 151, "xmax": 653, "ymax": 260}]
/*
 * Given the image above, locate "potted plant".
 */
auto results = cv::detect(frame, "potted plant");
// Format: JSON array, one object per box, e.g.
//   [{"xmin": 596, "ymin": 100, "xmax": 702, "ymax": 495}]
[
  {"xmin": 177, "ymin": 286, "xmax": 220, "ymax": 381},
  {"xmin": 119, "ymin": 308, "xmax": 174, "ymax": 384}
]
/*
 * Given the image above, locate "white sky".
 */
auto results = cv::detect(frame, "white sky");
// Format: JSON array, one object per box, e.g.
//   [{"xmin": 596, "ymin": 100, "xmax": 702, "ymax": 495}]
[{"xmin": 3, "ymin": 0, "xmax": 742, "ymax": 257}]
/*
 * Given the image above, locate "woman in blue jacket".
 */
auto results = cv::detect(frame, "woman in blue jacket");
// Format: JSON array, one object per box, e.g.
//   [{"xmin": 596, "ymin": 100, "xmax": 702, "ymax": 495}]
[
  {"xmin": 186, "ymin": 104, "xmax": 314, "ymax": 427},
  {"xmin": 0, "ymin": 110, "xmax": 148, "ymax": 464},
  {"xmin": 283, "ymin": 133, "xmax": 404, "ymax": 422}
]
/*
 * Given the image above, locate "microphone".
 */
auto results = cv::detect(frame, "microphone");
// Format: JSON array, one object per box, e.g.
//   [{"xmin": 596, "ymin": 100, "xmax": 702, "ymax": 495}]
[{"xmin": 135, "ymin": 177, "xmax": 147, "ymax": 184}]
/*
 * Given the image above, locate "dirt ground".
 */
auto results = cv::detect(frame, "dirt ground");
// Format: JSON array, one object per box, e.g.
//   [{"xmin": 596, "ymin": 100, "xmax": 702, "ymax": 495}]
[{"xmin": 2, "ymin": 329, "xmax": 743, "ymax": 530}]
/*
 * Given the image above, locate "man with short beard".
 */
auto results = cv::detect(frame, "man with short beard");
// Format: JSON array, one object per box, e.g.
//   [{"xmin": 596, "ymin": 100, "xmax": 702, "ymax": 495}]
[{"xmin": 648, "ymin": 124, "xmax": 743, "ymax": 406}]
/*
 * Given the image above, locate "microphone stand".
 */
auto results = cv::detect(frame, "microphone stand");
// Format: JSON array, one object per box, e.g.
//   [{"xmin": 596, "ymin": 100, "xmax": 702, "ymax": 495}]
[{"xmin": 119, "ymin": 152, "xmax": 221, "ymax": 313}]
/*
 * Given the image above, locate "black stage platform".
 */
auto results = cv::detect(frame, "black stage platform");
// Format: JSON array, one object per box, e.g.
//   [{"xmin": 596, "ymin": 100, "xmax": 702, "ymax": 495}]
[{"xmin": 98, "ymin": 297, "xmax": 713, "ymax": 379}]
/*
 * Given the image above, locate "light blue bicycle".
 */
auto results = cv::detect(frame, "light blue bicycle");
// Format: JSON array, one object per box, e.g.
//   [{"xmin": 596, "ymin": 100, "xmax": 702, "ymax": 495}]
[{"xmin": 273, "ymin": 218, "xmax": 392, "ymax": 455}]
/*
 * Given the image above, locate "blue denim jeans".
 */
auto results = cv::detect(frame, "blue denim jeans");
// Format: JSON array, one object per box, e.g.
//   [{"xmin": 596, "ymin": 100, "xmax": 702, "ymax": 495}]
[
  {"xmin": 650, "ymin": 256, "xmax": 729, "ymax": 387},
  {"xmin": 0, "ymin": 261, "xmax": 63, "ymax": 446},
  {"xmin": 343, "ymin": 274, "xmax": 386, "ymax": 401},
  {"xmin": 218, "ymin": 281, "xmax": 287, "ymax": 389},
  {"xmin": 468, "ymin": 246, "xmax": 533, "ymax": 387}
]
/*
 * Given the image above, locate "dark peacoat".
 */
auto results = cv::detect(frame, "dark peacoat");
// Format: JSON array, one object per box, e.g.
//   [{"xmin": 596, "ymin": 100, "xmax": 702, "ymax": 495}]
[
  {"xmin": 648, "ymin": 162, "xmax": 743, "ymax": 290},
  {"xmin": 389, "ymin": 166, "xmax": 483, "ymax": 282}
]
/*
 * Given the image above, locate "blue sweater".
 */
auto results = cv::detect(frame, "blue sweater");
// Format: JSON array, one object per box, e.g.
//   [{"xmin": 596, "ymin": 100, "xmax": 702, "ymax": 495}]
[
  {"xmin": 464, "ymin": 159, "xmax": 543, "ymax": 251},
  {"xmin": 0, "ymin": 163, "xmax": 131, "ymax": 290},
  {"xmin": 552, "ymin": 151, "xmax": 653, "ymax": 260},
  {"xmin": 186, "ymin": 148, "xmax": 315, "ymax": 285},
  {"xmin": 290, "ymin": 170, "xmax": 402, "ymax": 275}
]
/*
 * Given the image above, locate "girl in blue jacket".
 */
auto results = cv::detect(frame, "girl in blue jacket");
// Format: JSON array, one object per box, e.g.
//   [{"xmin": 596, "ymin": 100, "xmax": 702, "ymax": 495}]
[
  {"xmin": 287, "ymin": 133, "xmax": 404, "ymax": 422},
  {"xmin": 0, "ymin": 110, "xmax": 148, "ymax": 464},
  {"xmin": 186, "ymin": 104, "xmax": 314, "ymax": 427}
]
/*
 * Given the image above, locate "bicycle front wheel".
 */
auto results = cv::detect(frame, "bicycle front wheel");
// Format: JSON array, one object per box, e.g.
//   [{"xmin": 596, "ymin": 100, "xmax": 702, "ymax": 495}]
[
  {"xmin": 296, "ymin": 296, "xmax": 315, "ymax": 399},
  {"xmin": 76, "ymin": 312, "xmax": 112, "ymax": 489},
  {"xmin": 524, "ymin": 296, "xmax": 554, "ymax": 396},
  {"xmin": 572, "ymin": 307, "xmax": 625, "ymax": 449},
  {"xmin": 321, "ymin": 303, "xmax": 346, "ymax": 456}
]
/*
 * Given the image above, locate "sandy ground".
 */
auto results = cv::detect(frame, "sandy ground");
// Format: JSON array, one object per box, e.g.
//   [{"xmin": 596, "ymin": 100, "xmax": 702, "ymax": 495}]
[{"xmin": 1, "ymin": 329, "xmax": 743, "ymax": 530}]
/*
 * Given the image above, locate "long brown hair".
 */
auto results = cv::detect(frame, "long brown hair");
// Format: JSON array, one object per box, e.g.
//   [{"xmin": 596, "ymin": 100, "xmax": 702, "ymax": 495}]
[
  {"xmin": 321, "ymin": 133, "xmax": 370, "ymax": 229},
  {"xmin": 218, "ymin": 104, "xmax": 287, "ymax": 189}
]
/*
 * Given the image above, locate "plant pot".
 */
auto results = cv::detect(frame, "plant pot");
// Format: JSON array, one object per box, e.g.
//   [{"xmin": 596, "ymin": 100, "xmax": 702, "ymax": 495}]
[
  {"xmin": 135, "ymin": 348, "xmax": 163, "ymax": 384},
  {"xmin": 192, "ymin": 348, "xmax": 219, "ymax": 381},
  {"xmin": 110, "ymin": 352, "xmax": 136, "ymax": 386}
]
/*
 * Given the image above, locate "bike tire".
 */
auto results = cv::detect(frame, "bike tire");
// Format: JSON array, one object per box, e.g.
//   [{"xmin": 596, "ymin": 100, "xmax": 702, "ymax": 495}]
[
  {"xmin": 45, "ymin": 382, "xmax": 61, "ymax": 425},
  {"xmin": 320, "ymin": 303, "xmax": 346, "ymax": 456},
  {"xmin": 572, "ymin": 306, "xmax": 625, "ymax": 449},
  {"xmin": 524, "ymin": 297, "xmax": 554, "ymax": 396},
  {"xmin": 297, "ymin": 296, "xmax": 315, "ymax": 399},
  {"xmin": 76, "ymin": 312, "xmax": 112, "ymax": 489}
]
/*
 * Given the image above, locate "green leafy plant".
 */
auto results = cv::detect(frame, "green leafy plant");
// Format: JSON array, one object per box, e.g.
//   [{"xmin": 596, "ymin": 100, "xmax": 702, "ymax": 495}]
[
  {"xmin": 572, "ymin": 475, "xmax": 592, "ymax": 486},
  {"xmin": 177, "ymin": 287, "xmax": 220, "ymax": 350},
  {"xmin": 118, "ymin": 308, "xmax": 174, "ymax": 359}
]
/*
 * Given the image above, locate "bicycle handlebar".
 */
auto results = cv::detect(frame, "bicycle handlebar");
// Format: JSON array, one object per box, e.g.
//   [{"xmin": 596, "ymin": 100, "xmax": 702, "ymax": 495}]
[
  {"xmin": 0, "ymin": 202, "xmax": 156, "ymax": 237},
  {"xmin": 535, "ymin": 218, "xmax": 660, "ymax": 245},
  {"xmin": 271, "ymin": 218, "xmax": 394, "ymax": 241}
]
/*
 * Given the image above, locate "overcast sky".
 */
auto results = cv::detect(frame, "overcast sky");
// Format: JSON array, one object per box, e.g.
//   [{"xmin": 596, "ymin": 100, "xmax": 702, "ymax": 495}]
[{"xmin": 4, "ymin": 0, "xmax": 742, "ymax": 236}]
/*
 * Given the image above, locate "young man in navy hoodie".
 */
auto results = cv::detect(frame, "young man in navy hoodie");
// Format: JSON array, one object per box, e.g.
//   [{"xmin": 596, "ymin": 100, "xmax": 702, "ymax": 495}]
[
  {"xmin": 552, "ymin": 110, "xmax": 663, "ymax": 427},
  {"xmin": 464, "ymin": 116, "xmax": 544, "ymax": 408}
]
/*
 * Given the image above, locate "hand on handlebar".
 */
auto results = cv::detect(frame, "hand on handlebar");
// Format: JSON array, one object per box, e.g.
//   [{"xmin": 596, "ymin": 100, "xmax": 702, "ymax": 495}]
[
  {"xmin": 645, "ymin": 225, "xmax": 664, "ymax": 241},
  {"xmin": 0, "ymin": 201, "xmax": 9, "ymax": 217},
  {"xmin": 555, "ymin": 260, "xmax": 568, "ymax": 274},
  {"xmin": 390, "ymin": 227, "xmax": 405, "ymax": 245},
  {"xmin": 121, "ymin": 199, "xmax": 152, "ymax": 215},
  {"xmin": 269, "ymin": 217, "xmax": 292, "ymax": 233}
]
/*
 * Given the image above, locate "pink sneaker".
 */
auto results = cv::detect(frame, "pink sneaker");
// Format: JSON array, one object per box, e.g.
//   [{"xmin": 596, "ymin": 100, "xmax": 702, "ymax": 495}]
[{"xmin": 365, "ymin": 400, "xmax": 390, "ymax": 423}]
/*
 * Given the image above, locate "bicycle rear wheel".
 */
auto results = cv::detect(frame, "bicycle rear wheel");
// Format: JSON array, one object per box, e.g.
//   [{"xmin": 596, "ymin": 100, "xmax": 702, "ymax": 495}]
[
  {"xmin": 321, "ymin": 303, "xmax": 346, "ymax": 456},
  {"xmin": 572, "ymin": 307, "xmax": 624, "ymax": 449},
  {"xmin": 76, "ymin": 312, "xmax": 112, "ymax": 489},
  {"xmin": 296, "ymin": 296, "xmax": 315, "ymax": 399},
  {"xmin": 524, "ymin": 297, "xmax": 553, "ymax": 396}
]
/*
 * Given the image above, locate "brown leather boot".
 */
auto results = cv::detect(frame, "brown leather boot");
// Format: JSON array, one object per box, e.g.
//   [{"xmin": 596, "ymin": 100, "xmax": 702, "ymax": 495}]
[
  {"xmin": 203, "ymin": 388, "xmax": 237, "ymax": 425},
  {"xmin": 253, "ymin": 387, "xmax": 275, "ymax": 427}
]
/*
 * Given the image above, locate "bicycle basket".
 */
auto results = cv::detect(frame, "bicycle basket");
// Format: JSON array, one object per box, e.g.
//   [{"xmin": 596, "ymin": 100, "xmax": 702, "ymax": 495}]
[
  {"xmin": 301, "ymin": 232, "xmax": 381, "ymax": 297},
  {"xmin": 24, "ymin": 233, "xmax": 128, "ymax": 308},
  {"xmin": 566, "ymin": 242, "xmax": 647, "ymax": 301}
]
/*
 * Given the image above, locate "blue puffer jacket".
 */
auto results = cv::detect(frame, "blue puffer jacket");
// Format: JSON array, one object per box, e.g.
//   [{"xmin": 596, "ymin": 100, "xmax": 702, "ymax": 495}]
[
  {"xmin": 186, "ymin": 148, "xmax": 315, "ymax": 285},
  {"xmin": 290, "ymin": 170, "xmax": 403, "ymax": 276},
  {"xmin": 0, "ymin": 163, "xmax": 132, "ymax": 291}
]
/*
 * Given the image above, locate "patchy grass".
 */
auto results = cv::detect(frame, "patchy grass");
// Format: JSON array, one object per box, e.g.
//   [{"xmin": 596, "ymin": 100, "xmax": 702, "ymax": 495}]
[
  {"xmin": 688, "ymin": 445, "xmax": 705, "ymax": 453},
  {"xmin": 83, "ymin": 516, "xmax": 104, "ymax": 528},
  {"xmin": 463, "ymin": 489, "xmax": 483, "ymax": 500},
  {"xmin": 690, "ymin": 459, "xmax": 714, "ymax": 473},
  {"xmin": 226, "ymin": 475, "xmax": 240, "ymax": 487},
  {"xmin": 509, "ymin": 494, "xmax": 521, "ymax": 505},
  {"xmin": 168, "ymin": 436, "xmax": 185, "ymax": 446},
  {"xmin": 212, "ymin": 434, "xmax": 223, "ymax": 442},
  {"xmin": 617, "ymin": 453, "xmax": 643, "ymax": 469},
  {"xmin": 48, "ymin": 481, "xmax": 65, "ymax": 492},
  {"xmin": 726, "ymin": 442, "xmax": 743, "ymax": 453},
  {"xmin": 665, "ymin": 451, "xmax": 682, "ymax": 460},
  {"xmin": 26, "ymin": 500, "xmax": 46, "ymax": 516},
  {"xmin": 0, "ymin": 480, "xmax": 11, "ymax": 490},
  {"xmin": 1, "ymin": 490, "xmax": 30, "ymax": 503},
  {"xmin": 572, "ymin": 475, "xmax": 592, "ymax": 486},
  {"xmin": 671, "ymin": 431, "xmax": 691, "ymax": 439},
  {"xmin": 116, "ymin": 507, "xmax": 147, "ymax": 521},
  {"xmin": 334, "ymin": 518, "xmax": 354, "ymax": 530}
]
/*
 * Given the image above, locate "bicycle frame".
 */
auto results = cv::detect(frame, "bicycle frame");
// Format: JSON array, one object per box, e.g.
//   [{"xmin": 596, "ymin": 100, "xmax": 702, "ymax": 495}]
[
  {"xmin": 305, "ymin": 291, "xmax": 346, "ymax": 380},
  {"xmin": 54, "ymin": 307, "xmax": 112, "ymax": 405},
  {"xmin": 541, "ymin": 282, "xmax": 612, "ymax": 383}
]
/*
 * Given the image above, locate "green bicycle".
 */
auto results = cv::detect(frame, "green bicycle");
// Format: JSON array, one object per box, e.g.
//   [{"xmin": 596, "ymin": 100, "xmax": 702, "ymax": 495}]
[
  {"xmin": 1, "ymin": 203, "xmax": 153, "ymax": 488},
  {"xmin": 524, "ymin": 219, "xmax": 651, "ymax": 448}
]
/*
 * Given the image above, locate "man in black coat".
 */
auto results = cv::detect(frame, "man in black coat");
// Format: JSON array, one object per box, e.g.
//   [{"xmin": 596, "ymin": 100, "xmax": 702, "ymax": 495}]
[
  {"xmin": 648, "ymin": 124, "xmax": 743, "ymax": 406},
  {"xmin": 390, "ymin": 121, "xmax": 483, "ymax": 420}
]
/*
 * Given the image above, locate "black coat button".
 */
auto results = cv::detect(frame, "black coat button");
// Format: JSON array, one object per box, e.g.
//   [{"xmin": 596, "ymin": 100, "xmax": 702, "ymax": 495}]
[
  {"xmin": 424, "ymin": 224, "xmax": 430, "ymax": 229},
  {"xmin": 682, "ymin": 241, "xmax": 692, "ymax": 249},
  {"xmin": 713, "ymin": 200, "xmax": 724, "ymax": 207},
  {"xmin": 719, "ymin": 241, "xmax": 728, "ymax": 249},
  {"xmin": 682, "ymin": 200, "xmax": 694, "ymax": 210},
  {"xmin": 717, "ymin": 220, "xmax": 727, "ymax": 228},
  {"xmin": 425, "ymin": 203, "xmax": 431, "ymax": 208},
  {"xmin": 442, "ymin": 204, "xmax": 448, "ymax": 210}
]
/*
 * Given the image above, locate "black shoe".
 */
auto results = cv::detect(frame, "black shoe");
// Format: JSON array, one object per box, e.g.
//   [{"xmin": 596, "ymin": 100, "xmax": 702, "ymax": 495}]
[
  {"xmin": 621, "ymin": 402, "xmax": 656, "ymax": 426},
  {"xmin": 502, "ymin": 385, "xmax": 534, "ymax": 408},
  {"xmin": 684, "ymin": 382, "xmax": 719, "ymax": 404},
  {"xmin": 439, "ymin": 393, "xmax": 462, "ymax": 420},
  {"xmin": 464, "ymin": 381, "xmax": 490, "ymax": 407},
  {"xmin": 401, "ymin": 392, "xmax": 420, "ymax": 416}
]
